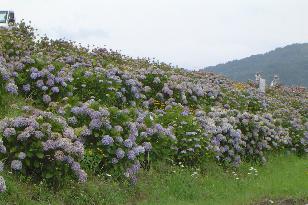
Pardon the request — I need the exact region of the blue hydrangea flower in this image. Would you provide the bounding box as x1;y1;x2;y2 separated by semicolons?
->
51;86;59;93
89;119;102;130
116;148;125;159
0;144;6;154
43;94;51;104
77;169;87;183
142;142;152;151
18;152;26;160
22;84;31;92
6;83;18;94
127;150;136;160
11;160;22;171
123;139;133;148
36;80;44;88
101;135;114;146
3;128;16;138
115;136;123;143
111;158;118;164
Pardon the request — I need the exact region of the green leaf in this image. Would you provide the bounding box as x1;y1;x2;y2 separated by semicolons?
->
34;161;40;168
36;152;44;159
24;159;30;167
27;152;33;157
45;172;53;179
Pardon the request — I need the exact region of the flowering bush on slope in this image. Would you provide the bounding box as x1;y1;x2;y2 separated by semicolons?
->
0;106;86;187
196;108;292;166
0;23;307;192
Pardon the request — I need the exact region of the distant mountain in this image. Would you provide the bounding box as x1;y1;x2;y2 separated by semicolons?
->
203;43;308;87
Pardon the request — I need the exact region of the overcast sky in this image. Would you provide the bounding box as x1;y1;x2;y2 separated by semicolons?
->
2;0;308;70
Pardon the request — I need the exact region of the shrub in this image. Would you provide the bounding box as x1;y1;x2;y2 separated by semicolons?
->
0;107;86;187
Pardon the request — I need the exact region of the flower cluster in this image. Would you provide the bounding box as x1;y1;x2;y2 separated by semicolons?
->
0;107;86;186
196;108;292;165
67;100;168;181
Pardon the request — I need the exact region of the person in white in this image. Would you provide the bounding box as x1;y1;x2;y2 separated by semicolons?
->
270;74;279;87
255;72;261;83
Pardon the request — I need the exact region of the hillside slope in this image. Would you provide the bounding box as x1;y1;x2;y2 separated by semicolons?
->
0;24;307;204
204;43;308;87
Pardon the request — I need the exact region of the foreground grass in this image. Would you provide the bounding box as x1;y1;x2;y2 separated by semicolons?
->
0;153;307;205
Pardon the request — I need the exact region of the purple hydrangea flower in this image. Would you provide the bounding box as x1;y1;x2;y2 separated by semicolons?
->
41;86;48;91
116;148;125;159
51;86;59;93
115;136;123;143
22;84;31;92
36;80;44;88
101;135;114;146
18;152;26;160
114;125;123;132
71;162;81;171
77;169;87;183
142;142;152;151
11;160;22;170
89;119;102;130
47;65;55;72
80;128;92;137
54;77;62;83
63;155;74;165
30;72;39;80
46;78;55;87
111;158;118;164
127;150;136;160
181;110;189;116
68;116;78;125
34;131;44;139
123;139;133;148
133;146;145;155
3;128;16;138
42;140;55;151
0;144;6;154
6;83;18;94
43;94;51;104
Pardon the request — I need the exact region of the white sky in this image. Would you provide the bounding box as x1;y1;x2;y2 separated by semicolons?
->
2;0;308;70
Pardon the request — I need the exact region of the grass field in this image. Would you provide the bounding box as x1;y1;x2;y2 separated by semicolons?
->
0;153;307;205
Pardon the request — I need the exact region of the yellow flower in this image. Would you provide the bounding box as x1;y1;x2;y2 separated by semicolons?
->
234;83;246;91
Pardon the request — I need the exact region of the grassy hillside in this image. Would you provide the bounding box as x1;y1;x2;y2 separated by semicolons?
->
205;43;308;87
0;23;307;204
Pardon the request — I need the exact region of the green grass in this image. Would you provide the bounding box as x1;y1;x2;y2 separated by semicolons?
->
0;88;32;119
0;153;307;205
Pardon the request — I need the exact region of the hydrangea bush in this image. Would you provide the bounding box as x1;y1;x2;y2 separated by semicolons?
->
0;107;86;187
0;23;306;192
66;99;173;182
156;105;207;166
196;108;292;165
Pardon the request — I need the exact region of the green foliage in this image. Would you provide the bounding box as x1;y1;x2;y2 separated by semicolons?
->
156;106;208;166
